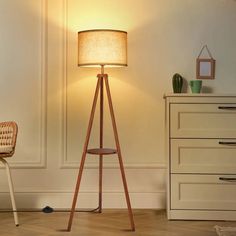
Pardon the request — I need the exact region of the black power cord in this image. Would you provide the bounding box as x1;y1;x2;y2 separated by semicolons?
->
0;206;100;213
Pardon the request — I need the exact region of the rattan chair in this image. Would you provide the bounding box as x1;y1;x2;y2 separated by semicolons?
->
0;122;19;226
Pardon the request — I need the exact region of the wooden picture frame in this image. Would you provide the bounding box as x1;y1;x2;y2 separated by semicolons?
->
196;58;215;80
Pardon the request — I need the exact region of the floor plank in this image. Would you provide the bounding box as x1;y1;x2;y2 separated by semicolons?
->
0;210;235;235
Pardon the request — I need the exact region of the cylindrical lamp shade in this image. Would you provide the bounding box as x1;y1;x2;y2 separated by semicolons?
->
78;29;127;67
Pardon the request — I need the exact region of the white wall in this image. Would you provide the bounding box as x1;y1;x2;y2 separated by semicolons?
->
0;0;236;209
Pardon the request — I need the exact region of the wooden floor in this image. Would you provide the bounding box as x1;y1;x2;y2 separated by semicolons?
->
0;209;235;236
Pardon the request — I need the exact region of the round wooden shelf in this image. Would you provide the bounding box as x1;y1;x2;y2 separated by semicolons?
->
87;148;117;155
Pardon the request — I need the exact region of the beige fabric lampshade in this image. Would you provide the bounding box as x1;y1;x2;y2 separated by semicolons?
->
78;29;127;67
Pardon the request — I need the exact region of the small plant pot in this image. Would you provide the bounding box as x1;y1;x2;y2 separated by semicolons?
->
172;73;183;93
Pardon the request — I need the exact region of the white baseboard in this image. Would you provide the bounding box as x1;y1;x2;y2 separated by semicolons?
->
0;191;166;209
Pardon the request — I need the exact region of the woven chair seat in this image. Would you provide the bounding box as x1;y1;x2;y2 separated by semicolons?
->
0;145;13;154
0;122;17;158
0;121;19;226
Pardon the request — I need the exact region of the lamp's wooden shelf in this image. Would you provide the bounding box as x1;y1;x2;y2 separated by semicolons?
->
87;148;117;155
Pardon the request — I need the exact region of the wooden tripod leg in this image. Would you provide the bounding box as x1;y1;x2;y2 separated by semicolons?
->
67;77;101;232
98;153;103;213
98;76;103;213
104;76;135;231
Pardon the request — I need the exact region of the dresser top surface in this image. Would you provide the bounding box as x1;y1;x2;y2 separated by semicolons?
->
164;93;236;98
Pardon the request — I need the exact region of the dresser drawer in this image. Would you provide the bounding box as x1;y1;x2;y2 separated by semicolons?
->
171;139;236;174
170;104;236;138
171;174;236;210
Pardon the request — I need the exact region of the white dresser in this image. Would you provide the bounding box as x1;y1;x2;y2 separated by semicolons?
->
165;94;236;220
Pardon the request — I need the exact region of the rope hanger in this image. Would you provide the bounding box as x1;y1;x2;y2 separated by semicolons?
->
197;45;214;59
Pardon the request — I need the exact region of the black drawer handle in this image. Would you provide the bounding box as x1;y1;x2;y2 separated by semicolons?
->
219;141;236;145
218;106;236;110
219;177;236;181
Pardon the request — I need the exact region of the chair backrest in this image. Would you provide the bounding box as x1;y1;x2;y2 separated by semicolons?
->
0;122;18;156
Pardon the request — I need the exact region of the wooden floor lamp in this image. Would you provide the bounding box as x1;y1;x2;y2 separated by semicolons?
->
67;29;135;232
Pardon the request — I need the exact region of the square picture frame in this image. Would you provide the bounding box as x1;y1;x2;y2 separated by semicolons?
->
196;58;215;80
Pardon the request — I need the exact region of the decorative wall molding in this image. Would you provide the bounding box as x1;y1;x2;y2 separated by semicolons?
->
8;0;47;169
60;161;167;169
60;0;69;169
0;190;166;209
60;0;164;170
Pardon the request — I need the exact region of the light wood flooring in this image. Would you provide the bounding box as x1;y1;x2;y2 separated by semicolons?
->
0;209;235;236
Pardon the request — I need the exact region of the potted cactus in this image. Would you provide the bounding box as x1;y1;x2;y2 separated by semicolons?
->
172;73;183;93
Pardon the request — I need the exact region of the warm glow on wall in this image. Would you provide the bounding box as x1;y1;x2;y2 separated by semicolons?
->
66;1;132;32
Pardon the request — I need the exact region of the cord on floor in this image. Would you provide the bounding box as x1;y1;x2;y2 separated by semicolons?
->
0;206;100;213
